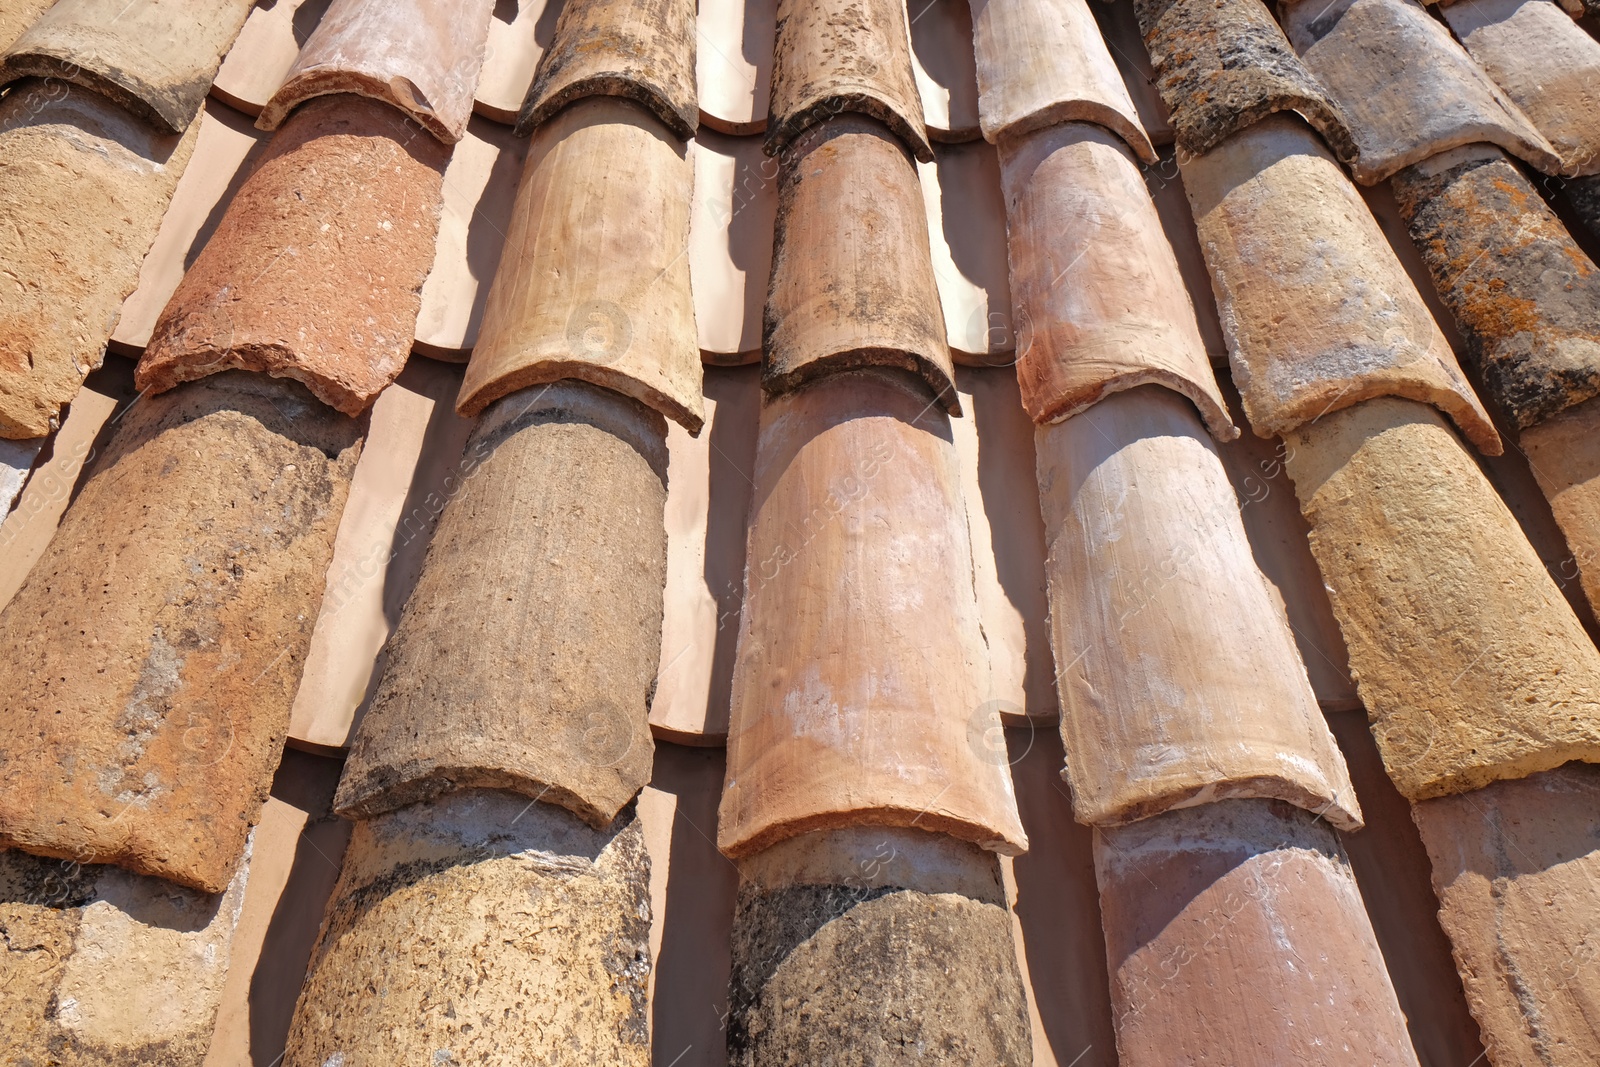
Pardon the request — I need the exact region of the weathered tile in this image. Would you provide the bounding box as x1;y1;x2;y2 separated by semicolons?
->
0;0;252;132
0;844;250;1066
209;0;328;117
475;0;551;124
0;81;196;439
284;791;651;1067
1392;145;1600;432
139;95;448;416
1092;0;1173;147
697;0;774;134
970;0;1153;160
1522;397;1600;619
1038;387;1361;829
1002;121;1234;436
1442;0;1600;177
0;0;52;53
1284;397;1600;800
0;373;362;893
1132;0;1357;165
1282;0;1562;183
728;828;1032;1066
764;116;956;412
520;0;697;139
459;97;704;432
920;140;1015;365
336;382;667;826
718;370;1029;858
908;0;980;142
691;130;777;363
1412;763;1600;1067
1096;799;1420;1066
259;0;496;144
766;0;932;161
1181;115;1500;455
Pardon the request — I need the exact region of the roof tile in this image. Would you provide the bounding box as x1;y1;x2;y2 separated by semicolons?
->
697;0;774;134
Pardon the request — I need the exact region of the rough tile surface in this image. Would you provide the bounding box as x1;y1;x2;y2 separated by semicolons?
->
1412;763;1600;1067
728;828;1033;1066
258;0;496;144
0;374;363;892
1132;0;1357;165
1001;122;1234;436
1392;145;1600;431
336;383;667;827
460;97;704;432
1038;388;1361;829
0;846;250;1066
1441;0;1600;176
521;0;698;139
209;0;328;117
1097;799;1420;1066
1523;397;1600;617
0;0;252;132
0;0;52;52
139;94;448;416
1283;0;1562;183
970;0;1153;160
0;81;196;439
766;0;932;161
285;791;652;1067
764;117;956;413
718;370;1028;858
1567;173;1600;246
1285;397;1600;800
1181;115;1500;455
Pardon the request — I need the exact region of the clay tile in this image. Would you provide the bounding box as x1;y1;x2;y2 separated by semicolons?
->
1284;397;1600;801
1411;763;1600;1067
258;0;497;145
0;80;197;441
210;0;330;117
970;0;1155;162
0;0;252;133
1440;0;1600;177
334;382;667;827
1522;397;1600;616
717;369;1029;860
0;0;52;54
698;0;775;134
139;94;450;416
908;0;981;143
1392;145;1600;432
1038;387;1362;829
1282;0;1563;184
765;0;933;163
763;116;957;414
285;792;653;1065
921;141;1015;366
1000;121;1235;437
475;0;551;125
1096;799;1419;1065
0;849;251;1063
691;130;777;362
0;372;363;893
459;97;705;433
1180;114;1501;455
1132;0;1358;166
519;0;698;140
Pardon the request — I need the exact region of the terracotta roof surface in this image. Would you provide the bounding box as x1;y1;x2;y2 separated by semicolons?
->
2;0;1600;1063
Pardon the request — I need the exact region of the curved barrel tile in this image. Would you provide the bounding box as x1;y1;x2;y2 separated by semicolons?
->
969;0;1154;161
1285;397;1600;800
1038;388;1361;830
1392;145;1600;432
459;97;703;432
765;0;932;162
0;81;196;440
519;0;697;140
764;116;956;413
1001;121;1234;436
718;370;1029;859
258;0;497;144
211;0;330;117
1283;0;1562;183
1133;0;1357;165
474;0;552;124
1180;115;1500;454
0;373;363;893
1441;0;1600;177
697;0;774;134
1522;398;1600;618
0;0;52;53
0;0;252;132
139;95;449;415
335;383;667;827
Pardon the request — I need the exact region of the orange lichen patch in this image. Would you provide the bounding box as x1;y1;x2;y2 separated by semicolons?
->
1392;145;1600;430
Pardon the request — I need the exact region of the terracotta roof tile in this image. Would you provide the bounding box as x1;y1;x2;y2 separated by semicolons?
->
922;139;1014;363
691;129;776;362
475;0;551;124
209;0;328;117
697;0;774;134
1522;396;1600;619
908;0;981;142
